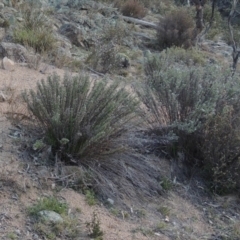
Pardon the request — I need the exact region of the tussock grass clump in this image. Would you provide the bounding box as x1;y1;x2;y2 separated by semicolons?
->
121;0;147;19
13;2;55;53
140;51;240;194
157;9;195;49
23;74;138;162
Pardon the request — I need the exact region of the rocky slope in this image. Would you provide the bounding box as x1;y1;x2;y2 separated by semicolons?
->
0;1;239;240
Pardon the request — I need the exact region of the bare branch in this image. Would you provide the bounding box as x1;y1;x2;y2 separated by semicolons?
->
228;0;240;75
199;0;217;39
121;15;159;29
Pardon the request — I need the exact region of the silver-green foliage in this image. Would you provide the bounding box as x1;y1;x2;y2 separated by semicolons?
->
142;52;227;130
23;74;137;160
141;51;240;194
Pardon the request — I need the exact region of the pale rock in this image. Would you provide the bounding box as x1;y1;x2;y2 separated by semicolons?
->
0;91;6;102
2;56;14;71
38;210;63;223
0;42;41;69
107;198;114;205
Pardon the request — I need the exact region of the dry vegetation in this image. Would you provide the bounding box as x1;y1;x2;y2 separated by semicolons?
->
1;0;240;239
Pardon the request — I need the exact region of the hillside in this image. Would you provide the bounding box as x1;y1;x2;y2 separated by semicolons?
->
0;0;239;239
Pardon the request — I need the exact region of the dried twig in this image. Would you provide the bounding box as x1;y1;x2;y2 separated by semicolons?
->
198;0;217;40
121;15;159;29
228;0;240;75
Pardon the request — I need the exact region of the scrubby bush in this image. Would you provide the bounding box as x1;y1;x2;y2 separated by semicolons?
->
202;3;224;40
86;22;129;73
13;2;55;53
157;9;195;49
0;18;10;28
140;51;240;194
23;74;138;162
115;0;176;14
121;0;147;19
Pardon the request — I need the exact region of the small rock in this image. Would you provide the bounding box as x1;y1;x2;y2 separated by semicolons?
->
38;210;63;223
107;198;114;205
16;17;24;22
15;229;21;235
0;91;6;102
2;56;15;71
164;216;169;222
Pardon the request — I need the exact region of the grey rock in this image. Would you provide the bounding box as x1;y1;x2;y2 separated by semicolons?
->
38;210;63;223
0;42;41;69
107;198;114;205
2;56;14;71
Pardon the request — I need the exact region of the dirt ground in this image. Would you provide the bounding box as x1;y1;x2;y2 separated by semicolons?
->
0;63;239;240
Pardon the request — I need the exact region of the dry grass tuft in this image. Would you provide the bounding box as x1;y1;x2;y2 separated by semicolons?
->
157;9;195;49
121;0;147;19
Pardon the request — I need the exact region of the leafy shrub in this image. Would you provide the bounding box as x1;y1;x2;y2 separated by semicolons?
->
13;2;55;53
28;197;67;216
86;211;103;239
121;0;147;19
202;108;240;194
203;3;224;40
23;74;138;162
156;9;195;49
140;51;240;194
85;190;97;206
28;197;80;239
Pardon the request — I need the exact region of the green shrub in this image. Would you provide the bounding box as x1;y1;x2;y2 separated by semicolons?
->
28;197;80;239
140;51;240;194
156;9;195;49
203;3;224;40
28;197;67;216
13;2;55;53
85;190;97;206
201;96;240;193
23;74;138;162
86;211;103;239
